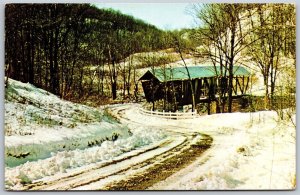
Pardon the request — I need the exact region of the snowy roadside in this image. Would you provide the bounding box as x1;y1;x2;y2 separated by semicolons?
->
5;127;166;190
4;79;168;190
122;104;296;190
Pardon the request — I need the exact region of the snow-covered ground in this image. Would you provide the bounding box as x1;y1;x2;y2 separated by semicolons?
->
122;104;296;190
4;79;167;190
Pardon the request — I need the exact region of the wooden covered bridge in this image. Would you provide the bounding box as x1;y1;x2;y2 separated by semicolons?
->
139;65;251;112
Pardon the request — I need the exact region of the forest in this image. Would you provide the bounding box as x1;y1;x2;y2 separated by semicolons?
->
5;4;173;100
5;3;296;113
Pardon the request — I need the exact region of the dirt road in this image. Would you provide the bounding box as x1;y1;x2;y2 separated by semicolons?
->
22;104;212;190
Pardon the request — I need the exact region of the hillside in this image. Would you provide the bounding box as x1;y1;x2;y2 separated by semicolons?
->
5;4;170;101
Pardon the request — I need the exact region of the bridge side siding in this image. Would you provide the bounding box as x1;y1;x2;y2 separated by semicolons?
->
141;75;249;107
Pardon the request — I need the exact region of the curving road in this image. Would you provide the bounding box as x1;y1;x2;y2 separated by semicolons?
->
22;104;212;190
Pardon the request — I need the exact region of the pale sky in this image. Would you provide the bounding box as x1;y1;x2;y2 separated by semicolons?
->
95;3;197;30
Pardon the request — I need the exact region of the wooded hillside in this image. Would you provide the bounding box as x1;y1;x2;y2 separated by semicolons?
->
5;4;172;101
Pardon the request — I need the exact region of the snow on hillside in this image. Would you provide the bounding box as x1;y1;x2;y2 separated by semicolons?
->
5;78;130;166
5;78;125;143
4;79;167;190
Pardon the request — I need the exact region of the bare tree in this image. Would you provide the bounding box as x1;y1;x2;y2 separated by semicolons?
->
192;4;259;112
173;36;196;112
245;4;296;109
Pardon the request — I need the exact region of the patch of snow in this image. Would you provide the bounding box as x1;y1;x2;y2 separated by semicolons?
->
5;127;167;190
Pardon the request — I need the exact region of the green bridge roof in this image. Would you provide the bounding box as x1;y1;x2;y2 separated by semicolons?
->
140;65;251;82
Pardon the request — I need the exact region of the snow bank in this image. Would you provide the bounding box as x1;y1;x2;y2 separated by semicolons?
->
175;119;296;190
5;78;109;137
5;79;132;168
5;122;129;167
5;127;166;190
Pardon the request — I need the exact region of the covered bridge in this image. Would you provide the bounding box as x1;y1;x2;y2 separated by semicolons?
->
139;65;251;107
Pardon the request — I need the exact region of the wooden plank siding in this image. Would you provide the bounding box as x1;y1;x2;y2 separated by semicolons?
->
139;66;251;107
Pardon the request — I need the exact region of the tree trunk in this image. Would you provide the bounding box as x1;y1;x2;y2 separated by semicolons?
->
127;58;132;96
228;64;233;113
207;101;211;115
53;27;60;96
175;38;196;112
28;25;35;85
264;74;269;109
111;59;117;100
112;81;117;100
133;67;138;101
49;29;55;94
228;13;237;113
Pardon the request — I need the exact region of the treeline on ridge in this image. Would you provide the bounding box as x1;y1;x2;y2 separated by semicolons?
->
5;4;172;101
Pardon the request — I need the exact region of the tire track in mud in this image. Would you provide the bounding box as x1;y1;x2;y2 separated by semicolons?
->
23;139;174;190
96;105;213;190
103;134;212;190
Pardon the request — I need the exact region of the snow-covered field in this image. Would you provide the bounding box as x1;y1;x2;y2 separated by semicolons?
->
122;104;296;190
